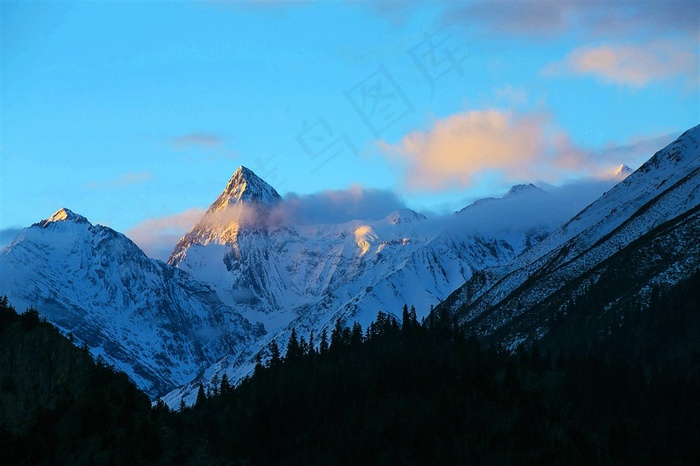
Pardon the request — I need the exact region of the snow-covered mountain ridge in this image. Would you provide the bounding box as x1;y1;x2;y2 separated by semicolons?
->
160;164;623;405
169;166;282;265
439;124;700;349
0;209;261;398
1;142;643;406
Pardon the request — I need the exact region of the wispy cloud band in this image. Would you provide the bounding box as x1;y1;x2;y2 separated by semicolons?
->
543;41;699;89
170;133;223;149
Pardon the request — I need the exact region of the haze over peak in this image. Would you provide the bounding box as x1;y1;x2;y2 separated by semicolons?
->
503;183;546;198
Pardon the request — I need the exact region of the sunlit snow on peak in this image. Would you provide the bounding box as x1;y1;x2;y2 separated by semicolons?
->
37;208;89;227
354;225;379;256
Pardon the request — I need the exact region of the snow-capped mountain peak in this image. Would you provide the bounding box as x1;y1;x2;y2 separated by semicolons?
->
38;208;88;227
169;166;284;265
386;209;427;225
613;164;633;178
503;183;545;198
208;166;281;213
603;163;634;181
458;183;549;214
0;209;259;399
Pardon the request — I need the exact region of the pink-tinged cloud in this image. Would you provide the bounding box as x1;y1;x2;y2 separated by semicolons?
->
544;42;699;88
380;110;552;190
549;130;679;179
126;208;205;260
380;109;678;191
85;171;152;190
170;133;222;149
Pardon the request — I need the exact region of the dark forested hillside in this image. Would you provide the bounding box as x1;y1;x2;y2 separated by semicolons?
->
512;265;700;377
179;307;699;465
2;298;699;465
0;298;170;464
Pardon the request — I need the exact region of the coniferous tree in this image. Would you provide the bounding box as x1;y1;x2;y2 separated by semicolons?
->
287;328;300;361
350;322;363;347
220;373;231;395
269;340;281;367
330;318;344;349
299;336;308;357
3;296;700;465
196;382;207;406
319;328;329;354
409;305;417;324
308;331;316;357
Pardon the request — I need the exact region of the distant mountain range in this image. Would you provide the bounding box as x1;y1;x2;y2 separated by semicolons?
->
2;124;697;406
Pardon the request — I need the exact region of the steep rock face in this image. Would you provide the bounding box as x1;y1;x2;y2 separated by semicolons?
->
440;125;700;350
0;210;260;399
169;166;281;265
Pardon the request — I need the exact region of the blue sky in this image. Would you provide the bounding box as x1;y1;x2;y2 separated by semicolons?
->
2;1;698;247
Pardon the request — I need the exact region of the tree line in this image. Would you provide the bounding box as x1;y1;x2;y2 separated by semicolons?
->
2;288;699;464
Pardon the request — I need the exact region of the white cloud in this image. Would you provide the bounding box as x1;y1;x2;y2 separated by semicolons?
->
125;186;408;259
379;108;677;191
279;186;407;225
544;41;699;89
379;109;552;190
126;208;205;261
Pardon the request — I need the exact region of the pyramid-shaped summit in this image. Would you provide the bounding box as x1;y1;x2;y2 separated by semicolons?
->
207;166;282;214
613;164;633;178
168;166;282;265
36;208;89;228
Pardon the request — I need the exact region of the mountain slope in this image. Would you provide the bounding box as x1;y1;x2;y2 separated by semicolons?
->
162;166;618;405
0;209;261;398
440;125;700;351
169;165;282;265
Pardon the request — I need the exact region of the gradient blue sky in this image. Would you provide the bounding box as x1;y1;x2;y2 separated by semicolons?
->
2;1;698;241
